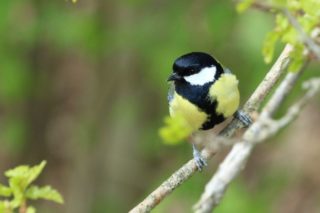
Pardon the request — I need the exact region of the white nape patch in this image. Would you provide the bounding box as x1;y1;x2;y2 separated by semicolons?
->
184;66;216;86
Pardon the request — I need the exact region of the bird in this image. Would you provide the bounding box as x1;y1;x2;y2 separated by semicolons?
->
167;52;251;170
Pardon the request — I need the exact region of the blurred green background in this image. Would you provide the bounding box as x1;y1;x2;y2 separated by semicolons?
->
0;0;319;212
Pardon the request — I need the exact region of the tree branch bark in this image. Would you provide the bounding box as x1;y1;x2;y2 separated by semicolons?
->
129;44;293;213
283;9;320;60
193;71;320;213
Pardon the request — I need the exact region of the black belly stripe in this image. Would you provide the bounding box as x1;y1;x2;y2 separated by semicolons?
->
201;113;225;130
175;81;225;130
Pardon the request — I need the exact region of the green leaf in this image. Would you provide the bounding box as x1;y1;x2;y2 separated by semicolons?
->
5;161;47;187
275;14;289;31
0;201;12;213
159;115;193;145
270;0;287;7
26;206;36;213
236;0;254;13
298;15;318;34
26;161;47;186
287;0;301;11
8;178;25;208
262;31;280;63
0;201;5;212
262;13;294;64
4;161;47;208
0;184;12;197
5;165;29;178
0;200;12;212
281;27;298;44
301;0;320;18
288;44;305;72
25;185;64;204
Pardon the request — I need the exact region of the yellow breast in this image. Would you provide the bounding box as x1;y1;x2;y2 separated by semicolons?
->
169;92;208;131
208;73;240;117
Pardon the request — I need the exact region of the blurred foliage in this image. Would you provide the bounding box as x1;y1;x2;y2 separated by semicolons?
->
0;161;63;213
239;0;320;72
0;0;319;212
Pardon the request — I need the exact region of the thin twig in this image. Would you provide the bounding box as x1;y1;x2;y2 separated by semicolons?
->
283;9;320;60
233;0;276;13
129;44;293;213
216;44;292;138
254;78;320;141
19;201;27;213
239;1;320;59
193;71;320;213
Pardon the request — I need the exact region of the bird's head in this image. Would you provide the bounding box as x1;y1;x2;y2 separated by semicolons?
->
168;52;223;86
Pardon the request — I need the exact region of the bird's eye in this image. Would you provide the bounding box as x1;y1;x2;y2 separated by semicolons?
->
189;69;196;74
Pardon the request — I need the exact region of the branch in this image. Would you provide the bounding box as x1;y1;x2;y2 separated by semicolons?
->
217;44;292;139
283;9;320;60
193;75;320;213
255;77;320;141
238;1;320;59
129;44;293;213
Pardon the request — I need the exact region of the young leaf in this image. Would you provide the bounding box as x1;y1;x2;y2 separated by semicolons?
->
262;31;280;63
288;58;303;72
0;200;12;212
0;201;5;212
26;161;47;186
5;161;47;187
26;206;36;213
287;0;301;11
25;185;64;204
5;161;47;208
8;178;25;208
288;45;305;72
271;0;287;7
236;0;254;13
5;165;29;178
301;0;320;18
0;184;12;197
275;14;289;31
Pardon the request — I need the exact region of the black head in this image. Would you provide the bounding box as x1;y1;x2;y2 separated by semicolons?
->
168;52;223;82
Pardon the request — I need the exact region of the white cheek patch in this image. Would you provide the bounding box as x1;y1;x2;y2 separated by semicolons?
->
184;66;217;86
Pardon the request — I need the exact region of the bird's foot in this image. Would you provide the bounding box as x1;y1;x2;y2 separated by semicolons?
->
192;144;207;171
235;110;252;127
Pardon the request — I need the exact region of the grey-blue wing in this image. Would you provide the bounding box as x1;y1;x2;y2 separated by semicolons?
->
223;67;232;74
167;84;175;104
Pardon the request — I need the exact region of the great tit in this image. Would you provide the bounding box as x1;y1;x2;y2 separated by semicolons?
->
167;52;251;170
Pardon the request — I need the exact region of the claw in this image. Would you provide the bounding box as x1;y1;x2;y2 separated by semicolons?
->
235;110;252;127
192;144;207;171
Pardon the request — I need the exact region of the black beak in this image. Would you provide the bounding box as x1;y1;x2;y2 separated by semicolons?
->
167;73;181;81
